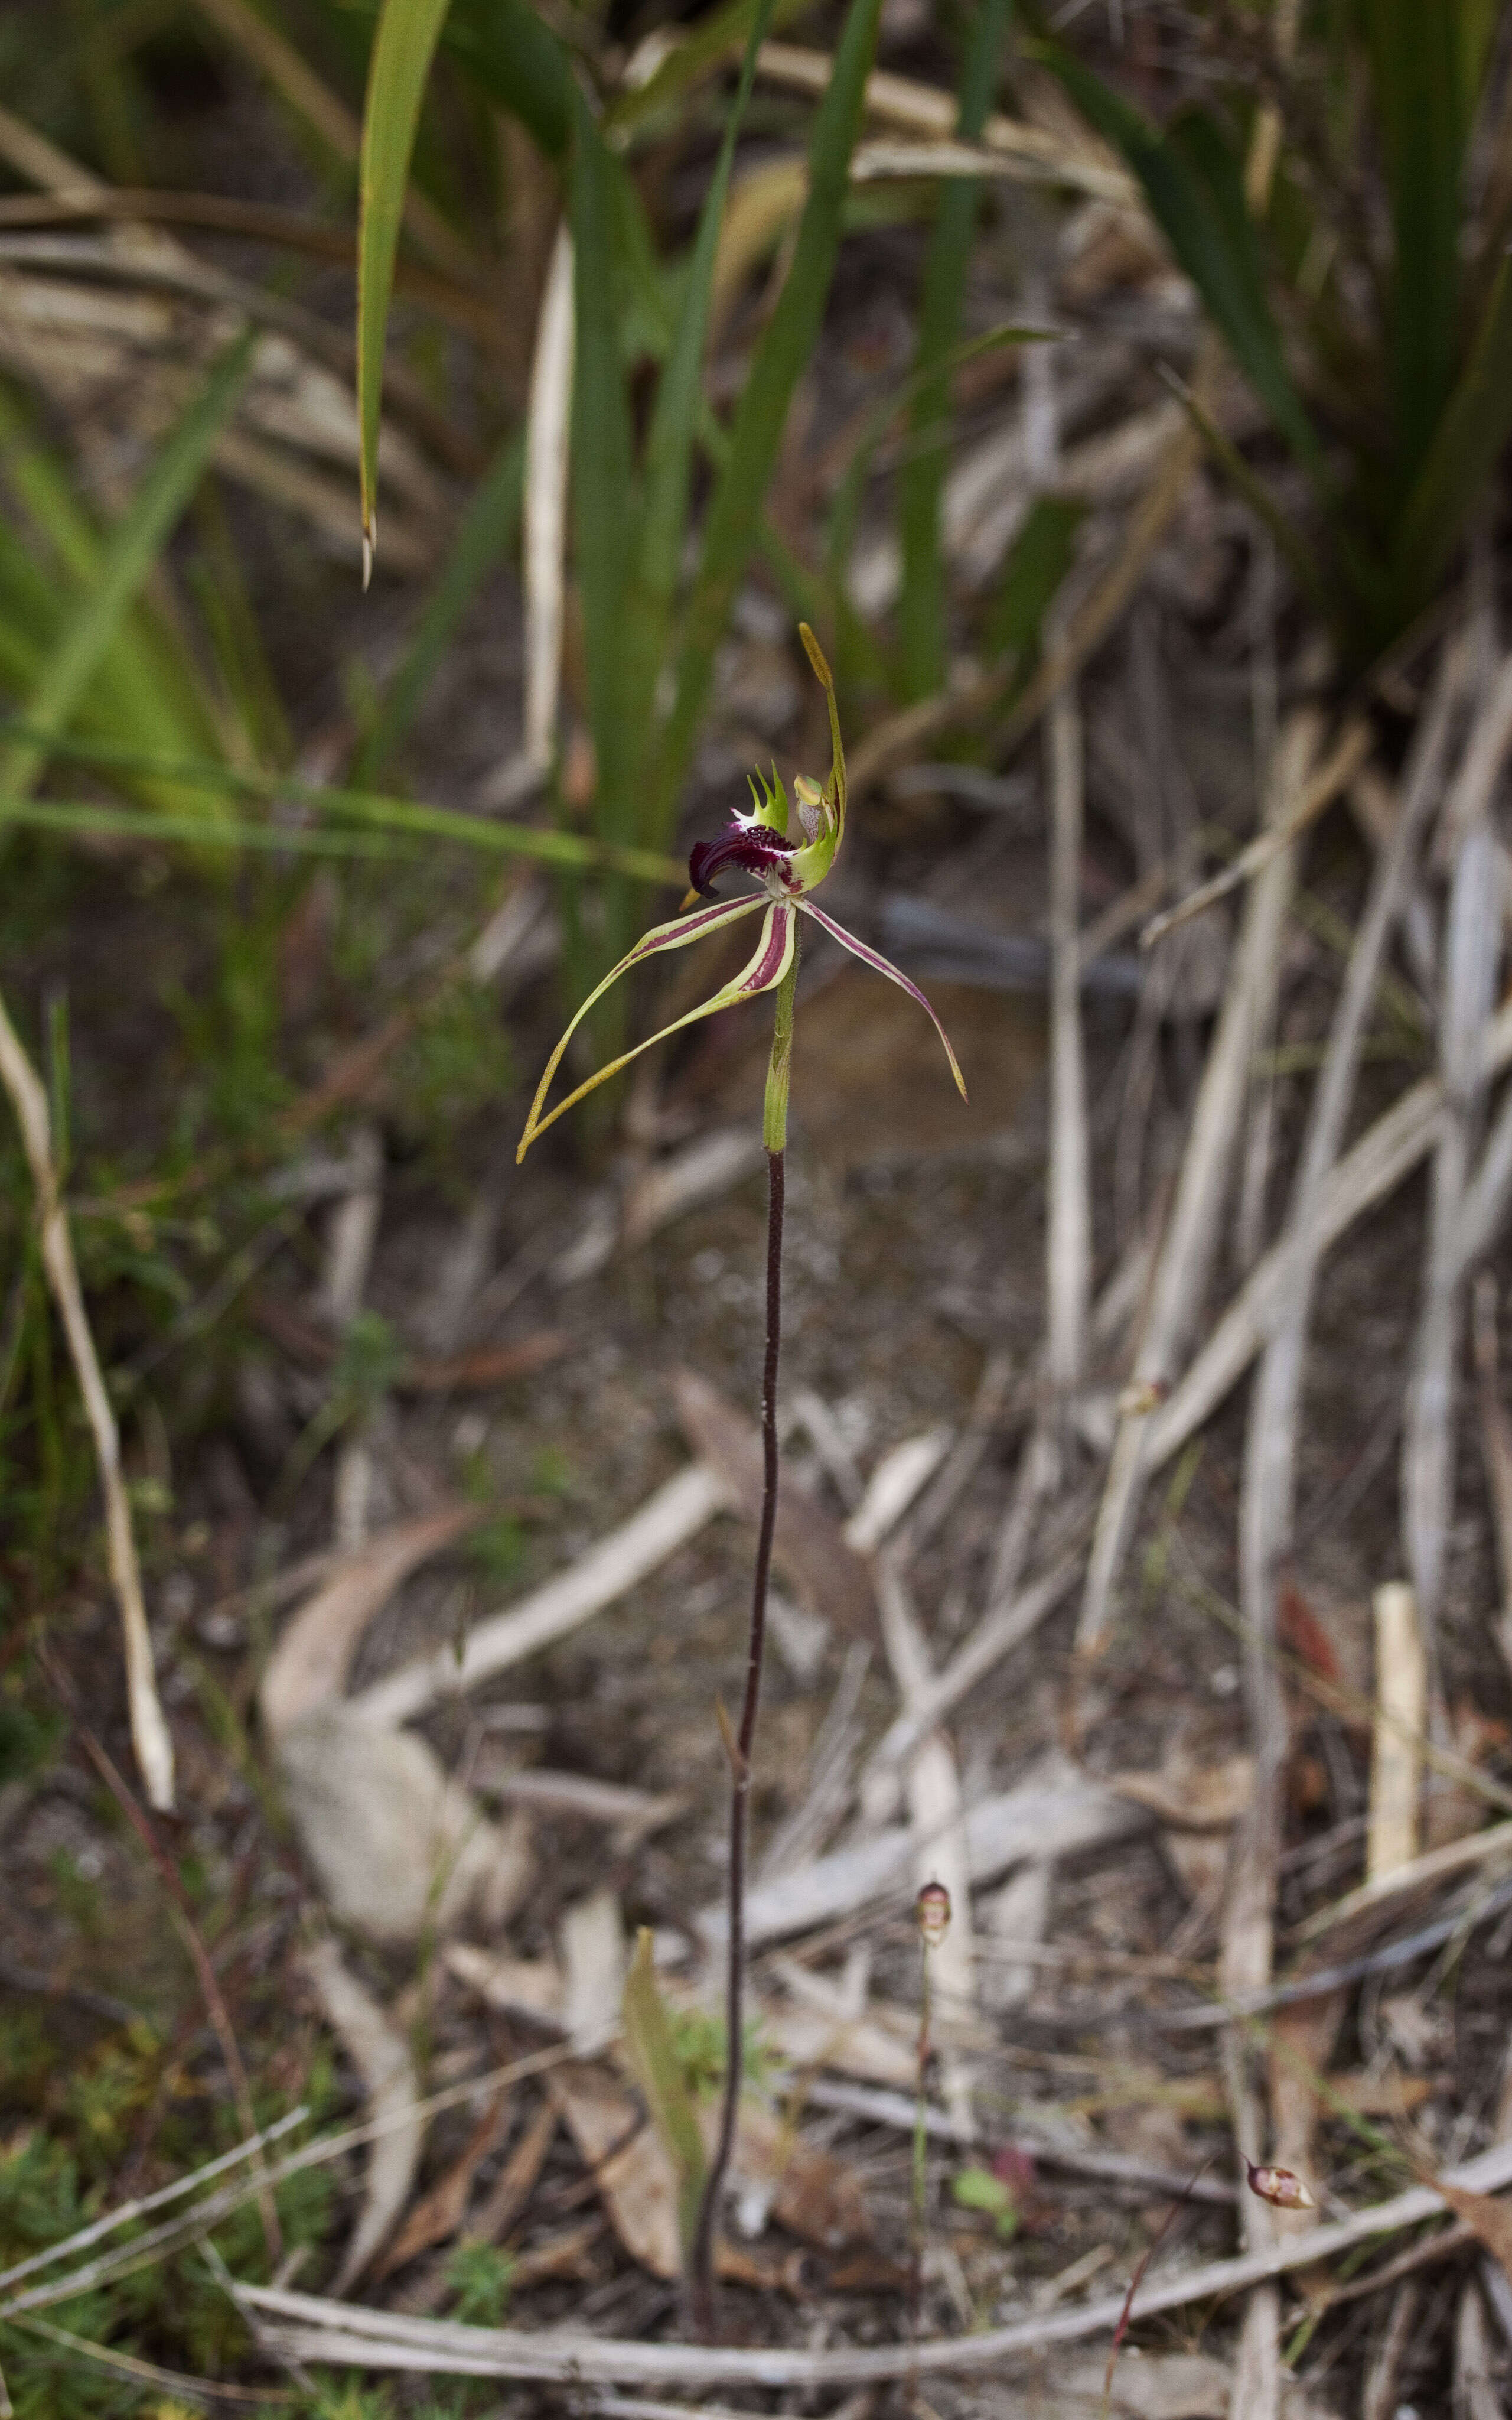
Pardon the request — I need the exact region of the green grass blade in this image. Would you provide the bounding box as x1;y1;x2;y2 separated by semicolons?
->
655;0;887;832
983;492;1086;667
621;1930;707;2269
356;0;456;579
0;723;685;882
0;330;253;804
636;0;779;624
568;87;642;984
442;0;572;160
0;797;416;857
1361;0;1467;492
606;0;811;138
354;428;523;784
1389;251;1512;630
1156;367;1332;623
897;0;1014;700
0;385;230;769
1038;48;1326;487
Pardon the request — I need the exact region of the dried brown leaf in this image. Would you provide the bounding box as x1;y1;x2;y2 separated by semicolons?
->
374;2091;510;2278
303;1937;422;2291
1436;2182;1512;2286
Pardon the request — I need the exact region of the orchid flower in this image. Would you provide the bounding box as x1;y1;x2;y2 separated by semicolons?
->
516;624;966;1162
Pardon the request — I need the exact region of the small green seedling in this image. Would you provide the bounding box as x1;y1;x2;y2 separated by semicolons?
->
951;2165;1021;2242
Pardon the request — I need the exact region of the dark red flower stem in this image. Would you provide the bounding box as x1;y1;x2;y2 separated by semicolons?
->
689;1143;784;2333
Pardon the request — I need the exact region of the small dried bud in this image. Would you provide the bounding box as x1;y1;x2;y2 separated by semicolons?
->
916;1879;951;1947
1245;2161;1315;2211
1116;1377;1169;1417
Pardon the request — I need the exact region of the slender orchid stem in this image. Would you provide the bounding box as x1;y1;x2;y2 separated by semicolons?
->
690;949;797;2334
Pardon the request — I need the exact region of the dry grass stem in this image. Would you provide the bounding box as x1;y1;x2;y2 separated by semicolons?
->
1077;707;1321;1659
523;223;574;773
1403;653;1512;1693
1142;994;1512;1484
1471;1275;1512;1674
0;987;174;1810
1367;1583;1427;1881
1047;673;1091;1409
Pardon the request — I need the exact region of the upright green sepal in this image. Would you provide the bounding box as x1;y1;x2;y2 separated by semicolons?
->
621;1929;708;2273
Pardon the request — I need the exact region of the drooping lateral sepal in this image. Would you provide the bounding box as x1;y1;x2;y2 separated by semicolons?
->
797;899;968;1100
517;898;796;1160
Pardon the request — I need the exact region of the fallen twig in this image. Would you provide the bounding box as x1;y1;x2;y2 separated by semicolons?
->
1078;705;1322;1658
1139;719;1372;948
348;1463;726;1726
1140;996;1512;1485
227;2133;1512;2385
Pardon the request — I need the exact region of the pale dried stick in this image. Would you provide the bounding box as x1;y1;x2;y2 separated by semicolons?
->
1361;2281;1420;2420
1403;653;1512;1700
1470;1275;1512;1680
1047;670;1091;1423
1076;707;1322;1661
0;988;174;1810
1237;640;1459;1898
1223;658;1452;2420
1231;693;1328;1287
862;1547;1083;1789
522;224;574;776
1140;720;1371;949
987;327;1086;1599
1368;1583;1426;1881
751;42;1137;206
322;1123;383;1557
229;2129;1512;2387
845;398;1206;802
1143;994;1512;1474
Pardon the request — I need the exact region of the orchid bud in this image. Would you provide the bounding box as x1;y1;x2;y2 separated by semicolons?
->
916;1879;951;1947
1245;2161;1315;2210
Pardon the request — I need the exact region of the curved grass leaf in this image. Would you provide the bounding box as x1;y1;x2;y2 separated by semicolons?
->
356;0;457;580
605;0;810;138
897;0;1014;700
0;724;685;883
442;0;572;160
983;491;1086;669
0;329;253;806
1037;47;1325;488
0;797;417;858
654;0;888;832
621;1930;706;2272
1363;0;1468;490
637;0;780;629
1390;251;1512;632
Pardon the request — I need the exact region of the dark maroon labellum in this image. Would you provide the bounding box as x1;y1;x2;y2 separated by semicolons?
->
688;822;797;899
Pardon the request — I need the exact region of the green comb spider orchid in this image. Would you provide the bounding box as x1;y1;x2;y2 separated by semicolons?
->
515;626;964;2336
515;624;965;1167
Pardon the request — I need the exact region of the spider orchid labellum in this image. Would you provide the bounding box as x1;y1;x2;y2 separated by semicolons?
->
515;624;966;1164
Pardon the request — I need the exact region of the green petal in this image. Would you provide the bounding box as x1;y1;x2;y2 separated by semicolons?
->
517;899;793;1159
